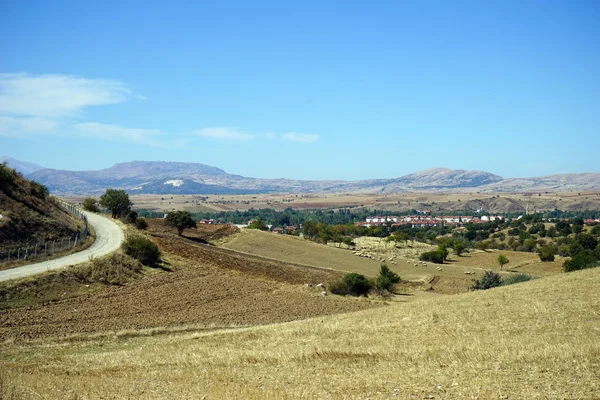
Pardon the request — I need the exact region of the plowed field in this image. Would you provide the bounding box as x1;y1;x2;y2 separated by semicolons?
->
0;221;378;341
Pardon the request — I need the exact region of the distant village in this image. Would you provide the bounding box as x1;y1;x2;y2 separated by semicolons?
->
355;214;505;228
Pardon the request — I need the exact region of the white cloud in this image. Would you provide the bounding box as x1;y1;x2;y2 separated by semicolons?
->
0;73;131;118
0;116;59;137
194;128;319;144
0;73;175;147
195;127;255;141
281;132;319;143
72;122;165;147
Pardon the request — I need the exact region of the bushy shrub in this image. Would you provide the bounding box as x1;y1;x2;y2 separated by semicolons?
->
135;218;148;230
29;181;49;199
472;270;502;290
537;245;556;262
501;273;532;286
0;163;17;187
124;210;138;224
591;225;600;235
121;234;161;267
564;250;599;272
558;244;571;257
420;245;448;264
248;219;268;231
375;264;400;293
330;273;373;296
82;197;99;212
82;253;142;285
342;237;356;246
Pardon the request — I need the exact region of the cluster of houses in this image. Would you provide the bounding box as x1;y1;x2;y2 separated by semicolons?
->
272;226;299;234
356;215;505;228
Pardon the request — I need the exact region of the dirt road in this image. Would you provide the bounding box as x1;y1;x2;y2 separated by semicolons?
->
0;212;124;282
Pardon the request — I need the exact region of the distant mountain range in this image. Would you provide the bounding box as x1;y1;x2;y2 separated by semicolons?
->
2;156;599;195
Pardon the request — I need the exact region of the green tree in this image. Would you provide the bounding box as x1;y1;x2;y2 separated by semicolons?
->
537;245;556;262
453;241;466;256
248;219;268;231
100;189;132;218
301;220;319;239
496;254;509;270
375;264;401;293
82;197;99;212
165;211;197;235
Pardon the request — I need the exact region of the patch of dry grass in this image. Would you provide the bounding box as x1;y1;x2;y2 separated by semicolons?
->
447;249;565;276
224;230;485;285
2;268;599;398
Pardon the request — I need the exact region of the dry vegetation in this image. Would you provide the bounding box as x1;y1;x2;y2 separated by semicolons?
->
1;267;598;399
0;166;85;256
0;220;379;341
61;190;600;213
222;230;556;294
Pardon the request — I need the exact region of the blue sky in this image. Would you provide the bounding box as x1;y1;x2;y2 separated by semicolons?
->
1;0;598;180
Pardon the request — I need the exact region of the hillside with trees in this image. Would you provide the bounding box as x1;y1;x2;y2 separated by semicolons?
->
0;163;84;253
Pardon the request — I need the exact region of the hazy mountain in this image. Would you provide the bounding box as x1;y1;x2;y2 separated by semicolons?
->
13;158;600;194
0;156;45;175
478;173;600;192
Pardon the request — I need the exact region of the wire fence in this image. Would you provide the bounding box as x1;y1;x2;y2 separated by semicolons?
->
0;200;90;265
0;235;85;264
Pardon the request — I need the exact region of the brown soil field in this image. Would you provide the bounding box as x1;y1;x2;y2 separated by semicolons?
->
0;221;380;341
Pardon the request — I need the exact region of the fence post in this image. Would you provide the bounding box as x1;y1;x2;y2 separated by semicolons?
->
45;242;48;256
74;234;79;247
35;243;38;257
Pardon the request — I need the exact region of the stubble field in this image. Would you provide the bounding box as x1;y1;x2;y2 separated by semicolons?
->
1;266;598;399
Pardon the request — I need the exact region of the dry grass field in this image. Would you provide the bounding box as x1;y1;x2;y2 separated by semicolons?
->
447;250;566;277
62;190;600;213
222;230;561;294
1;267;598;399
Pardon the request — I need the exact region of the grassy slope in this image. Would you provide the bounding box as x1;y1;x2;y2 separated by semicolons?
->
222;229;383;274
1;267;599;399
0;165;82;252
222;230;550;294
447;249;565;276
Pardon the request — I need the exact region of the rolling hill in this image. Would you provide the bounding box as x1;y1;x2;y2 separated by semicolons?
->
1;263;598;398
5;156;600;194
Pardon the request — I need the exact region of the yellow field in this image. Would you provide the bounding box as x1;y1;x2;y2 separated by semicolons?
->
2;267;598;399
447;249;566;276
223;230;478;281
221;231;563;299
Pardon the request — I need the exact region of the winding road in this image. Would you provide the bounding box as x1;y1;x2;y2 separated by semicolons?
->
0;212;124;282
